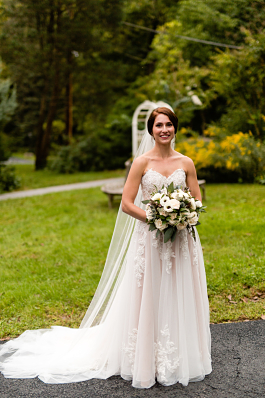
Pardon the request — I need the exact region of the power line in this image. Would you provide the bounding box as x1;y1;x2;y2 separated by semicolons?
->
122;21;243;50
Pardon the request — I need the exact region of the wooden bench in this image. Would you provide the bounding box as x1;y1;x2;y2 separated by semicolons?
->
101;180;125;209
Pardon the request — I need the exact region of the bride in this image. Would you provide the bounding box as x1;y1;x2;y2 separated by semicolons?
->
0;107;212;389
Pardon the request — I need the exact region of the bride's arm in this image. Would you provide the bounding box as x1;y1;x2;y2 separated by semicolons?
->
121;157;147;222
183;157;202;202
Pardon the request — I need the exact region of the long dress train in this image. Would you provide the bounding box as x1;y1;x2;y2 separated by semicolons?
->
0;168;211;388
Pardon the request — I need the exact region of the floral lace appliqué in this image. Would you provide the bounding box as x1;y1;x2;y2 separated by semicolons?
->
179;229;189;260
152;232;175;274
155;325;180;383
193;235;199;268
164;240;175;274
151;230;163;257
134;221;147;287
123;328;138;373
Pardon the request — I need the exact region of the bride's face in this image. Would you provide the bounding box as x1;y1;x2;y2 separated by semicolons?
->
152;114;175;144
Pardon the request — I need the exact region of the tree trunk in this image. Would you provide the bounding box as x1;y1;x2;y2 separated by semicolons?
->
35;93;47;170
35;5;62;170
35;68;60;170
66;71;73;144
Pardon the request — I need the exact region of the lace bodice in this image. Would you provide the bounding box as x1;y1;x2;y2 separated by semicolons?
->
141;169;186;200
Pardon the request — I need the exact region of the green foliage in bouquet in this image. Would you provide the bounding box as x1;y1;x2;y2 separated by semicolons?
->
143;182;206;243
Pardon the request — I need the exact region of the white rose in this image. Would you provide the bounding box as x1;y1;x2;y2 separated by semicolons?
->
160;188;167;195
190;198;196;210
169;199;180;210
187;211;197;218
195;200;202;208
158;208;169;217
177;221;188;230
160;196;170;206
171;189;184;200
183;192;190;199
155;219;167;231
146;210;154;221
169;213;178;226
151;193;162;201
189;214;199;226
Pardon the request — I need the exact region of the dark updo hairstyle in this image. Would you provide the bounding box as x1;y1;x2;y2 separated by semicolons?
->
147;107;178;136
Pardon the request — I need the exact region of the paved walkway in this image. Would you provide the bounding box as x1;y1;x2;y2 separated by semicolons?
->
0;178;124;201
3;156;34;165
1;320;264;397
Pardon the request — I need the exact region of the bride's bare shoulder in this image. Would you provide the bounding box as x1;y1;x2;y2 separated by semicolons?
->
133;152;152;167
176;153;196;172
130;154;150;175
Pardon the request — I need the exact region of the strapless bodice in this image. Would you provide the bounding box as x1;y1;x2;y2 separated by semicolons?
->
141;168;186;200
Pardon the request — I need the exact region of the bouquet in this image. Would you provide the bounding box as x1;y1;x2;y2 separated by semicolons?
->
142;182;206;243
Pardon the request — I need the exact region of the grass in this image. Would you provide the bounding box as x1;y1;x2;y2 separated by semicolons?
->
200;184;265;323
0;183;265;338
13;164;124;190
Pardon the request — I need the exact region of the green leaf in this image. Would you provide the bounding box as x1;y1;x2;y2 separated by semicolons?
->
164;227;174;243
167;182;174;193
156;229;161;239
142;200;150;204
171;228;177;242
191;226;196;242
149;223;156;232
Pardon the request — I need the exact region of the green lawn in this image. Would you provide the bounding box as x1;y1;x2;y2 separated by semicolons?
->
0;183;265;338
13;164;124;190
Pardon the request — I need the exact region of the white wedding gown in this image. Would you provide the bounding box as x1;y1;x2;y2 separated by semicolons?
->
0;168;212;388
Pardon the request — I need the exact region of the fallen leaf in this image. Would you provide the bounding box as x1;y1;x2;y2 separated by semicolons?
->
229;300;237;304
227;294;232;301
261;315;265;320
241;297;248;303
256;292;262;296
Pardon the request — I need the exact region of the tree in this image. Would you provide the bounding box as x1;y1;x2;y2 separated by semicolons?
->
209;31;265;139
0;0;123;169
119;0;265;134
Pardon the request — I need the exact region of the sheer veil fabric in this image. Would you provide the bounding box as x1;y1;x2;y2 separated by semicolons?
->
0;131;212;388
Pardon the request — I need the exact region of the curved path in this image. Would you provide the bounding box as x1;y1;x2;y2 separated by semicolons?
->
0;178;124;201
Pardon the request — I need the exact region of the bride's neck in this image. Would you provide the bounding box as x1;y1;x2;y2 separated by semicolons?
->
153;142;174;159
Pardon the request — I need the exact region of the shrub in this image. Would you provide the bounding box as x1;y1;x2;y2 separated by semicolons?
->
50;112;132;173
0;164;21;192
176;129;265;183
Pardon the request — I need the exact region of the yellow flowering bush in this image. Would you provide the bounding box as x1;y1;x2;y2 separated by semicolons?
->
176;131;265;182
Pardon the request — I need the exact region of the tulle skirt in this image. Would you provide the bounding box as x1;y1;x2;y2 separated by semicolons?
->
0;222;211;388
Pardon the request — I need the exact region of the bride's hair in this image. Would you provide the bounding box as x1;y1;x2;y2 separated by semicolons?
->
147;107;178;135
